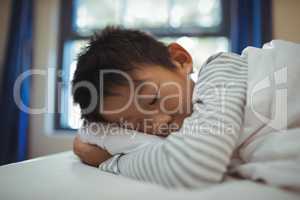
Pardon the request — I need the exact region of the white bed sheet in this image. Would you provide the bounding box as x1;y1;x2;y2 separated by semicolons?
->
0;151;298;200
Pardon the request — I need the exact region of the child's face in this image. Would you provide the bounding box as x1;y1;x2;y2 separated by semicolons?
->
101;43;194;136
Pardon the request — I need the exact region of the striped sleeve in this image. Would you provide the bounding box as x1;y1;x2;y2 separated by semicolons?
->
99;52;248;189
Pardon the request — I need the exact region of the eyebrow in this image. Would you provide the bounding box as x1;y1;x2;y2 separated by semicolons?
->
107;79;158;98
105;80;146;96
134;79;160;96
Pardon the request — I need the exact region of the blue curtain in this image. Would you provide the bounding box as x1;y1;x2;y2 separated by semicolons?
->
230;0;272;54
0;0;33;165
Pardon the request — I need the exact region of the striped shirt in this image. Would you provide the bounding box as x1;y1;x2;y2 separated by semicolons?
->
99;52;248;189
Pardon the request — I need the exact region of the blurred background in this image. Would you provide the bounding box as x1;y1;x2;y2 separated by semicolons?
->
0;0;299;165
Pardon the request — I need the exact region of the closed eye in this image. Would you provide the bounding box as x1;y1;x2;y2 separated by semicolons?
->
149;88;159;105
143;82;160;106
149;96;158;105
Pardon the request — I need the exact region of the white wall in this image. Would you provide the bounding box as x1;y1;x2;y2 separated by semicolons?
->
272;0;300;42
0;0;12;89
0;0;73;159
29;0;74;158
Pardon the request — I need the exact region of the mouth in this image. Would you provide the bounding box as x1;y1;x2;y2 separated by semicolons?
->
152;118;185;137
130;120;181;137
117;112;190;137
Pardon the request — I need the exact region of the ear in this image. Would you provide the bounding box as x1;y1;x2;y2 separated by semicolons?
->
167;43;193;75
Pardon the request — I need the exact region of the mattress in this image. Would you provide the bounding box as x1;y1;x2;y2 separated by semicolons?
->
0;151;298;200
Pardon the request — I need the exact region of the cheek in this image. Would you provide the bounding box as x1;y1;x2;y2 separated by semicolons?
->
159;88;182;112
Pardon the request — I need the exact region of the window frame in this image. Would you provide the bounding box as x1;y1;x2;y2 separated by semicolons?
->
55;0;231;130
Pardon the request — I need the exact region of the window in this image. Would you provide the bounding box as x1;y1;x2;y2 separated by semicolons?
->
57;0;230;130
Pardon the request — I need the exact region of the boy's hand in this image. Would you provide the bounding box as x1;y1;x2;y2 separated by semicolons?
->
73;135;112;167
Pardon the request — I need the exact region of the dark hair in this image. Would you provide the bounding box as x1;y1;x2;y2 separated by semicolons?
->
72;26;175;122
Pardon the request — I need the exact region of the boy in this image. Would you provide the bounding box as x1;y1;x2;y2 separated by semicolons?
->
72;27;300;189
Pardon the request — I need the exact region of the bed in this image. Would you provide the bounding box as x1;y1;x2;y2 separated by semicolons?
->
0;151;298;200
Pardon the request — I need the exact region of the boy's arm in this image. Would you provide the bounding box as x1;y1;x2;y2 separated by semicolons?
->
73;136;111;166
99;53;248;188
